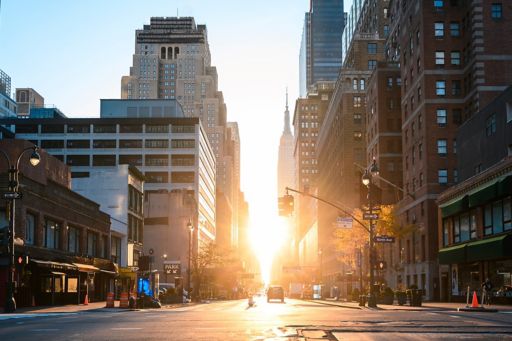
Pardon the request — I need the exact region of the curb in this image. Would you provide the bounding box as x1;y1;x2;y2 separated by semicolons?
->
304;299;362;310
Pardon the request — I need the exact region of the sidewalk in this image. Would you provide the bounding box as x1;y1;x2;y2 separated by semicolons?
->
309;298;512;312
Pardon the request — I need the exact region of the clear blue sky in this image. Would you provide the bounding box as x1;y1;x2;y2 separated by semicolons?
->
0;0;352;231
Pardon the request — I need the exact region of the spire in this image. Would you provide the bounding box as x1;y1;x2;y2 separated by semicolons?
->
284;87;291;134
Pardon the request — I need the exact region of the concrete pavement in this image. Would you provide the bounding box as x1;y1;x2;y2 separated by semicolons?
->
308;298;512;312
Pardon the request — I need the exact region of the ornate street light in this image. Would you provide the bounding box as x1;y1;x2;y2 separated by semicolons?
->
362;158;379;308
0;146;41;313
187;220;194;298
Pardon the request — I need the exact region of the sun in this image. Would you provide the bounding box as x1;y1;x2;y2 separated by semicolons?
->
248;214;290;286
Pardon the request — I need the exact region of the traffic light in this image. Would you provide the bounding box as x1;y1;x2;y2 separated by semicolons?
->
278;195;294;216
375;261;387;270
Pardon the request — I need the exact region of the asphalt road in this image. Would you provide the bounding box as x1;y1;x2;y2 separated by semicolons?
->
1;297;512;340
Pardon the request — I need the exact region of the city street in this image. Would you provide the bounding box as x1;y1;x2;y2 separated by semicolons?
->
1;298;512;340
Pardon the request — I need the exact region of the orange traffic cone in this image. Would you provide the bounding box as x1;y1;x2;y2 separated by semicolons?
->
84;293;89;305
471;291;479;308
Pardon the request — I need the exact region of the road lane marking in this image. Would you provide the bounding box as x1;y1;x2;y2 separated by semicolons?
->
449;315;461;318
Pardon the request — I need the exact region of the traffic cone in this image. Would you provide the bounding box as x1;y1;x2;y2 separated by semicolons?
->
84;293;89;305
471;291;479;308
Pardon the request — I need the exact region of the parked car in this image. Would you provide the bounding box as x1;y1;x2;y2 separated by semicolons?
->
267;285;284;303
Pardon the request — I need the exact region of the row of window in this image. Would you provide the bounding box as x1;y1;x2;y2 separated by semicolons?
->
434;1;503;20
40;139;196;150
25;214;107;258
442;196;512;246
17;124;195;134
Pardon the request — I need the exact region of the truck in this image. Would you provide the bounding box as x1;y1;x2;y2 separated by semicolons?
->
288;283;303;298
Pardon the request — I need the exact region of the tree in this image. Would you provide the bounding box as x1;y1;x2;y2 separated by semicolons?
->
332;204;416;266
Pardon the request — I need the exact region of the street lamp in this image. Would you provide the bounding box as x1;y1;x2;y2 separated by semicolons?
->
0;146;40;313
361;158;379;308
187;220;194;298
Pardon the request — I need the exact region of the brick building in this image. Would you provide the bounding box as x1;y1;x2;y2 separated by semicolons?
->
0;139;114;308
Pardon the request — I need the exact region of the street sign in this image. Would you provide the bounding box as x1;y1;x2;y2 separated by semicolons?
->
363;212;379;220
374;235;395;243
3;192;22;200
336;217;353;229
163;261;181;275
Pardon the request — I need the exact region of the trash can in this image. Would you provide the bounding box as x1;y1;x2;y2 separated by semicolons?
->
359;294;366;306
407;289;422;307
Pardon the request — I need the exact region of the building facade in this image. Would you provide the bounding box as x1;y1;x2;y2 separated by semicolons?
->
0;139;114;308
396;0;512;300
0;69;17;119
438;86;512;302
15;88;44;118
71;165;144;294
299;0;345;97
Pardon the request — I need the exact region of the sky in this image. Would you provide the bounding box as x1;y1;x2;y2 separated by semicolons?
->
0;0;353;281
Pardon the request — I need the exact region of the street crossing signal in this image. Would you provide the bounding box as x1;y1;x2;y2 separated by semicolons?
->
278;195;294;216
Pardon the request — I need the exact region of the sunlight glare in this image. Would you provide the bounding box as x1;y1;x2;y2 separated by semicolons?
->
249;214;289;286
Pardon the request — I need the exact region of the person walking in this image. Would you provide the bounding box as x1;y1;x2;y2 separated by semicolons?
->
481;278;493;306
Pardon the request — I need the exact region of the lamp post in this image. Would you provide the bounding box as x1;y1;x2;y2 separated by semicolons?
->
362;158;379;308
0;146;40;313
187;220;194;297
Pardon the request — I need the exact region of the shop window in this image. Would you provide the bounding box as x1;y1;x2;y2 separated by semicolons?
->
504;197;512;230
484;204;493;235
453;217;461;243
470;210;478;238
460;213;470;242
25;213;35;245
493;200;504;234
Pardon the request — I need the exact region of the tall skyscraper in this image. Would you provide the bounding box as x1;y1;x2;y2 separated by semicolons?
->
277;90;295;197
0;69;17;119
121;17;241;248
299;0;344;97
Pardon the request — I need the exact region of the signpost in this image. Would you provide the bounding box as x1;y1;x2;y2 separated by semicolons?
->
374;235;395;243
336;217;353;229
2;192;21;200
163;261;181;275
363;212;379;220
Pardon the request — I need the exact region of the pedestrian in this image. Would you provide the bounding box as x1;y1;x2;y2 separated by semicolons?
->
481;278;493;306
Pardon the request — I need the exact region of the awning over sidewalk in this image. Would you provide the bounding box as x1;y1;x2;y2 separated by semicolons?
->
466;234;512;262
31;259;78;271
440;196;468;218
72;263;100;273
438;244;467;264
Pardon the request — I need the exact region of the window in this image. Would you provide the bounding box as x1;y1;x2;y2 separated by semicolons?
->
68;226;80;254
434;0;444;8
41;140;64;149
437;139;447;155
435;51;445;65
453;217;461;243
93;155;116;166
145;139;169;148
93;124;116;133
353;96;362;108
359;79;365;90
119;155;142;166
452;80;462;96
387;77;393;88
451;51;461;65
434;22;445;37
493;200;504;234
438;169;448;184
486;114;496;136
171;172;195;183
368;43;377;54
93;140;116;148
436;81;446;96
67;140;90;149
453;109;462;125
353;132;363;141
87;231;98;257
353;79;358;90
353;113;362;124
171;139;195;148
66;155;89;166
505;197;512;230
450;22;460;37
368;60;377;70
437;109;447;126
443;219;451;246
460;213;470;242
491;3;502;19
484;204;493;235
119;140;142;148
25;213;35;245
470;210;478;238
453;139;457;154
419;143;423;160
44;219;61;249
111;236;121;264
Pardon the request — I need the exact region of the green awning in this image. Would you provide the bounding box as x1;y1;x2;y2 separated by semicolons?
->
440;195;468;218
498;176;512;196
438;243;467;264
466;234;512;262
468;181;498;207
